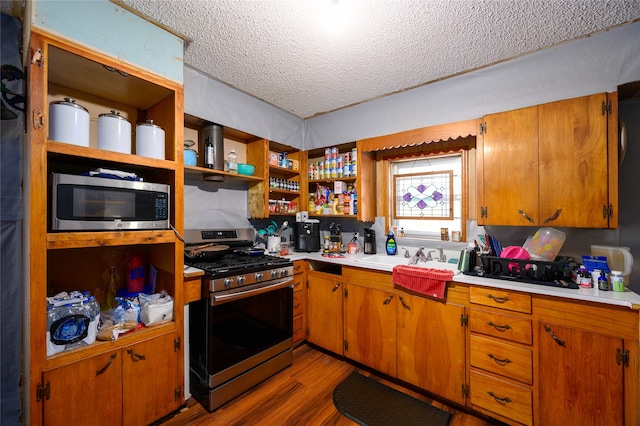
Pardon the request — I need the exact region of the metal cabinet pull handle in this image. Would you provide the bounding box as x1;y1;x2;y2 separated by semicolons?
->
517;209;535;223
96;353;117;376
487;294;510;304
487;321;512;332
488;353;512;366
399;296;411;310
127;349;146;362
382;295;394;305
487;391;512;404
332;283;341;292
544;325;565;347
544;208;562;223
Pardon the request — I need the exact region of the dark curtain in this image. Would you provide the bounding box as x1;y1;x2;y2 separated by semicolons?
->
1;12;25;425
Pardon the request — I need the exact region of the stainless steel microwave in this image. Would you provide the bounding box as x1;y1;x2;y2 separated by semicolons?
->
51;173;170;231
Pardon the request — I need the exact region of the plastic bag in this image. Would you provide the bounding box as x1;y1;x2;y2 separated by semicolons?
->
139;291;174;326
97;297;141;341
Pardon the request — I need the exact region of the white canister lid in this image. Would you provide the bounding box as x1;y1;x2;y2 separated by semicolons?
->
137;119;162;129
50;97;89;113
99;110;130;122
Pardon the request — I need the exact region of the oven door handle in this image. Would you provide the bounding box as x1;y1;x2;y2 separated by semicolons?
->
210;277;294;306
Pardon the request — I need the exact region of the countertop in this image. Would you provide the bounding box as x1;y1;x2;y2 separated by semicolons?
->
283;251;640;310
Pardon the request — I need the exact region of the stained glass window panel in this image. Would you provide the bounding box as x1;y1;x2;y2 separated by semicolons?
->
394;171;453;220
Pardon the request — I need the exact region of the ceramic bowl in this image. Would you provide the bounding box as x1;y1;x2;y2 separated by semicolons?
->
237;163;255;176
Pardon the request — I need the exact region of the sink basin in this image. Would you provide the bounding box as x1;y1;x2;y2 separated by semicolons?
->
354;255;460;273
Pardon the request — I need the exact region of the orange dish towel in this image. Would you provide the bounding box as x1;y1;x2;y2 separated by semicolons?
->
392;265;454;300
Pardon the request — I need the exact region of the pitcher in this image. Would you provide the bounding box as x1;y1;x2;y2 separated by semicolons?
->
590;245;634;284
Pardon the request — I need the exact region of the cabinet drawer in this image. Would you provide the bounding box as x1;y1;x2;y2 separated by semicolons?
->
469;309;532;345
293;260;305;275
293;315;304;343
470;370;532;426
470;286;531;313
470;334;532;384
292;276;304;293
293;291;304;317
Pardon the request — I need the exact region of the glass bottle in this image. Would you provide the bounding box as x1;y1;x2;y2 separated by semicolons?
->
105;266;118;310
226;149;238;173
204;137;214;169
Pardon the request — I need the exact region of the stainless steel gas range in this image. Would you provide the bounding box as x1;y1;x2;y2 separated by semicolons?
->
184;228;294;412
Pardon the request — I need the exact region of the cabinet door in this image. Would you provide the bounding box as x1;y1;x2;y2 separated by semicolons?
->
397;293;466;404
479;106;539;225
306;272;344;355
344;284;397;377
44;351;123;425
123;332;181;426
538;93;609;227
538;322;624;425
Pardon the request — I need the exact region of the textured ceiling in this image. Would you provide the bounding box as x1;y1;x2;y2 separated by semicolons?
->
119;0;640;119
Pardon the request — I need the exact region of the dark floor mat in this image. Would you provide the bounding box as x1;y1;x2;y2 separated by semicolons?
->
333;372;452;426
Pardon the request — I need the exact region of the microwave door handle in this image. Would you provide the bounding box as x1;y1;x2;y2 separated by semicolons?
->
210;277;293;306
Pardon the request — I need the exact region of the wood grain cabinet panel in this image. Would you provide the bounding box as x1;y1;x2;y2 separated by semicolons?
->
470;334;532;385
306;271;343;355
478;93;617;228
397;292;466;405
344;283;397;377
469;309;532;345
470;286;531;313
470;370;533;426
537;322;624;425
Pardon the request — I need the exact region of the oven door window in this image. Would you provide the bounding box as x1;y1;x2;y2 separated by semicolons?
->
205;285;292;374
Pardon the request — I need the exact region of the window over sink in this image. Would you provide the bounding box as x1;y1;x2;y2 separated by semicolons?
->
385;150;468;242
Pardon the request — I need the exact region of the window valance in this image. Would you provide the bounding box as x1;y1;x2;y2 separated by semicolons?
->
358;118;481;152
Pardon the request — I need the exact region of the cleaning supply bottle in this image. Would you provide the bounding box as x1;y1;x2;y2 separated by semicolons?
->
386;231;397;255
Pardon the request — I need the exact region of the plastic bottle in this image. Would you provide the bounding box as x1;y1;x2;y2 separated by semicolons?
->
105;266;118;310
386;231;397;255
611;270;624;292
226;149;238;173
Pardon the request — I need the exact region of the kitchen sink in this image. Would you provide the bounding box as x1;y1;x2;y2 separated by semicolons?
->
353;254;461;273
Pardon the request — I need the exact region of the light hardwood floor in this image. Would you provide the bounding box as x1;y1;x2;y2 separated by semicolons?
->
158;344;503;425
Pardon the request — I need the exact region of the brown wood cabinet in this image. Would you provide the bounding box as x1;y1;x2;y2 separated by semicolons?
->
468;286;534;426
533;296;638;426
344;283;397;377
27;30;184;425
396;289;466;405
478;93;618;228
306;270;344;355
292;260;306;345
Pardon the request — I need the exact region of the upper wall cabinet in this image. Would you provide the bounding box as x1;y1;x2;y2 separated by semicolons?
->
477;93;618;228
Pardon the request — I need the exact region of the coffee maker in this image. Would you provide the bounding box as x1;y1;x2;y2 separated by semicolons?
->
294;220;321;252
364;228;376;254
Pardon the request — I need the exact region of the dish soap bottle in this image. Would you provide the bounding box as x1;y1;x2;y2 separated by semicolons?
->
226;149;238;173
386;231;397;255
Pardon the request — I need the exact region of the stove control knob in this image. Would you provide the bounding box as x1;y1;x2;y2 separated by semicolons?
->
280;268;289;277
255;272;263;282
236;276;246;286
271;270;279;279
223;278;234;288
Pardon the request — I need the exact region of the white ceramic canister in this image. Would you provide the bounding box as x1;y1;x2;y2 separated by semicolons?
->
136;119;165;160
49;98;90;147
98;110;131;154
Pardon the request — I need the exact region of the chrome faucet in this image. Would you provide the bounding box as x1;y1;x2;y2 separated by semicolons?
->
409;247;428;265
437;247;446;262
402;247;411;258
